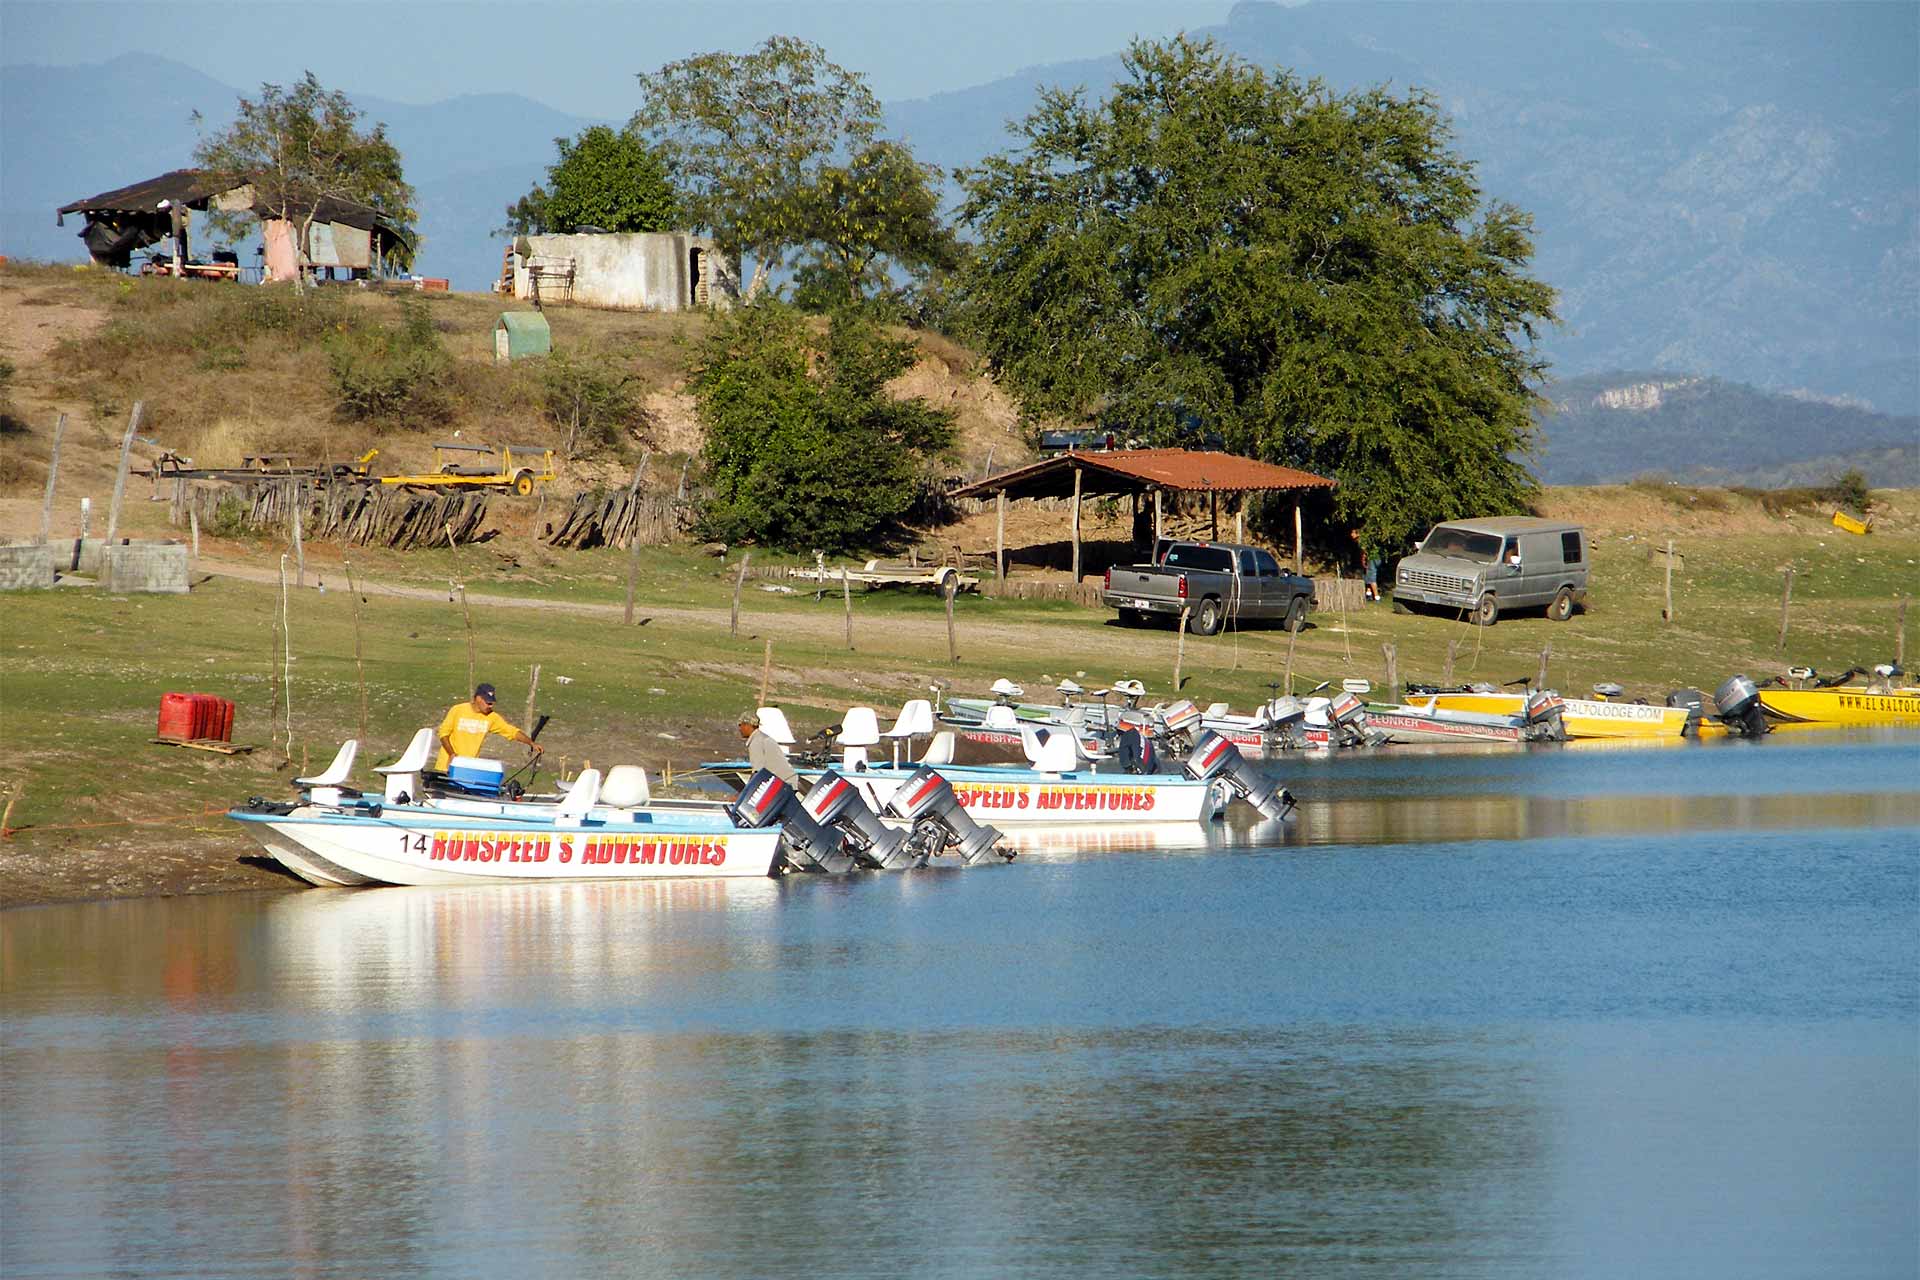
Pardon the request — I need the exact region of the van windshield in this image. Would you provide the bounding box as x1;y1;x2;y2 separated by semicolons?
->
1422;527;1503;562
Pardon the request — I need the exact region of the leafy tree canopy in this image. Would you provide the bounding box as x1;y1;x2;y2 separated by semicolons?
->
791;140;961;312
953;36;1559;554
505;125;678;235
195;71;416;276
634;36;949;302
692;302;955;552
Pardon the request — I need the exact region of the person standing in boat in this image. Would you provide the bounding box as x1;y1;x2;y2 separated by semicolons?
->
435;683;542;770
738;710;800;789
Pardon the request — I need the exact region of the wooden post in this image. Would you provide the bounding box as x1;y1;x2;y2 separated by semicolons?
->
524;663;540;737
758;638;773;706
676;457;690;502
1336;570;1352;663
1153;489;1163;544
103;401;143;547
1293;503;1303;574
461;585;476;693
1234;501;1243;543
996;490;1007;581
188;503;200;560
38;413;65;544
0;782;20;840
1282;621;1298;695
1897;597;1908;668
291;483;306;590
1174;607;1190;691
1070;465;1083;583
1663;539;1675;622
945;578;958;665
1777;568;1793;651
730;552;750;637
1442;636;1460;685
170;477;185;526
1382;642;1398;701
624;453;650;624
345;560;368;745
1209;490;1218;541
1536;640;1552;693
841;568;854;650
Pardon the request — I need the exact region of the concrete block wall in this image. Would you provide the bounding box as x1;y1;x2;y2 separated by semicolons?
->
0;543;56;590
103;543;189;594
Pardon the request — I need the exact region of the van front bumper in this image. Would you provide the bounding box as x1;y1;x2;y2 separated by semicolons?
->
1392;583;1478;609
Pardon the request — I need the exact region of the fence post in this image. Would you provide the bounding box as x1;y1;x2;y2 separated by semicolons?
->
945;578;958;665
731;552;750;638
842;568;854;650
1776;568;1794;651
1174;607;1190;691
346;559;368;744
1663;538;1675;622
1382;642;1398;701
104;401;143;547
1536;641;1552;693
1898;597;1908;668
624;453;650;625
38;413;65;545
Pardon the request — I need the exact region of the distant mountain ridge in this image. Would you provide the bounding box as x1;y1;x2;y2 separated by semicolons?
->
1536;372;1919;487
4;0;1916;424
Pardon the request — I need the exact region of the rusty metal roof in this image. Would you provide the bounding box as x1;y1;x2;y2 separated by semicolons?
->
58;169;223;217
951;449;1336;502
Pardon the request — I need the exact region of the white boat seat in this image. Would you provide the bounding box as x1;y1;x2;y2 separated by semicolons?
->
883;699;934;765
920;730;957;764
984;704;1019;730
600;765;651;808
298;739;358;804
556;768;601;827
839;706;882;747
375;727;435;803
756;707;796;746
1204;702;1230;719
1341;678;1372;695
1029;728;1082;775
299;739;358;787
990;677;1024;698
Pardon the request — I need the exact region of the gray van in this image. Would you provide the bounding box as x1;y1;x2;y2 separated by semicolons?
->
1392;516;1588;625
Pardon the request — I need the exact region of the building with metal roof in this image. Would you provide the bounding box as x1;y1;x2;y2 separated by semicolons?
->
950;448;1336;582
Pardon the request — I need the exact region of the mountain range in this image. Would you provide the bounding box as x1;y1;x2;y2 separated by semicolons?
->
3;1;1916;474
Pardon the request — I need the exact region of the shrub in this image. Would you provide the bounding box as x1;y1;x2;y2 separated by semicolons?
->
542;352;648;457
325;298;449;422
1818;468;1872;514
209;492;255;538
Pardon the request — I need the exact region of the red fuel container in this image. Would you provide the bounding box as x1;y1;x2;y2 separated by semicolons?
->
158;693;196;740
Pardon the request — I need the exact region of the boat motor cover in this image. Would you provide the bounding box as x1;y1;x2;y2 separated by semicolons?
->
804;770;910;868
727;769;850;872
1182;730;1293;820
884;767;1005;864
447;756;505;795
1161;700;1203;734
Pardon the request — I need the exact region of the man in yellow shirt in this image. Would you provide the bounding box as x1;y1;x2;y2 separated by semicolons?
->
435;683;543;770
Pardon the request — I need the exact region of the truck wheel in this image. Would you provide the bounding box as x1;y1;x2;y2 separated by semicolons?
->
1473;593;1499;627
1190;597;1223;636
1283;596;1308;633
513;472;534;496
1548;587;1576;622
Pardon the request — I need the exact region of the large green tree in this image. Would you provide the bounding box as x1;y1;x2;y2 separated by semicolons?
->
633;36;934;301
505;125;678;235
954;37;1558;555
791;139;960;311
195;71;416;284
692;303;954;551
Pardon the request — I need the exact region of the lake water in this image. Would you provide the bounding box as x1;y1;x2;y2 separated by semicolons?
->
4;735;1916;1278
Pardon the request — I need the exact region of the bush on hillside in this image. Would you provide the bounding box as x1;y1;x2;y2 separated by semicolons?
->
1818;468;1872;514
691;302;954;552
325;298;450;423
542;352;648;458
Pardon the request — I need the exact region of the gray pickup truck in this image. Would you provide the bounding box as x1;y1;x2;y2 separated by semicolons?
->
1103;540;1315;635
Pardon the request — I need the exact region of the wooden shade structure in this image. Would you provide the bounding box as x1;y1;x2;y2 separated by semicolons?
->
951;448;1335;581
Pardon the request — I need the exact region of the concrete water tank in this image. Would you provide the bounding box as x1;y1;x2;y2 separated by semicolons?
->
494;311;552;363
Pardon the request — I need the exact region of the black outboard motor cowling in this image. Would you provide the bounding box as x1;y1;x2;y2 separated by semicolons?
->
804;769;917;869
1714;675;1769;737
884;767;1009;864
1666;689;1707;735
727;770;853;873
1183;730;1294;820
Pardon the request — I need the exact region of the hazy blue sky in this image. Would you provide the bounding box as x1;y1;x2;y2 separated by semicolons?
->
2;1;1233;113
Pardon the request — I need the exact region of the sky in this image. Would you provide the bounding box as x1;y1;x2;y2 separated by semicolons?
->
1;0;1234;114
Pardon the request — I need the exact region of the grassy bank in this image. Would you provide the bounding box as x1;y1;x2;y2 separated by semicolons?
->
2;497;1914;905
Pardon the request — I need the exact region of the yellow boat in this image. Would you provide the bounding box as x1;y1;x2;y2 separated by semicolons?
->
1756;668;1920;727
1422;688;1691;739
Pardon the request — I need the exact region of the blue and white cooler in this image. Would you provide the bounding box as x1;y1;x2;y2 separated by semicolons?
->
447;755;505;795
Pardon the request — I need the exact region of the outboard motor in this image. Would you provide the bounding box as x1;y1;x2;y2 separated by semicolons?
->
1158;699;1203;756
1262;695;1309;752
1666;688;1707;735
1183;730;1294;820
883;767;1009;865
1714;675;1770;737
1323;690;1373;748
727;770;853;874
1523;690;1568;741
803;769;917;870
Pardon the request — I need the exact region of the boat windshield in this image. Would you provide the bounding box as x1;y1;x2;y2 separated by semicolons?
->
1421;527;1503;561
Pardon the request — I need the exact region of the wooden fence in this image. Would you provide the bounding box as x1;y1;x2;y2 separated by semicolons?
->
546;487;688;549
168;477;490;550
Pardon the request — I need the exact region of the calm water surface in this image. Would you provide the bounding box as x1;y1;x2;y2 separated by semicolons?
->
4;735;1916;1278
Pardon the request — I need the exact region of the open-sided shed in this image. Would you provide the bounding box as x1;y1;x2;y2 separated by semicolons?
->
950;448;1335;580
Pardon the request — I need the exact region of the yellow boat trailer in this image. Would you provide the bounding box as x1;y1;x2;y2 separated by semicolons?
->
380;442;556;497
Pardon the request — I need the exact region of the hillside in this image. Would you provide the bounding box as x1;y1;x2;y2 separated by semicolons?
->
1536;372;1920;486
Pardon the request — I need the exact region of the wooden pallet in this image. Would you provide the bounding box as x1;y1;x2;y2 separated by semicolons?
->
152;737;254;755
